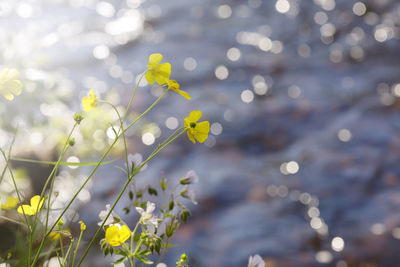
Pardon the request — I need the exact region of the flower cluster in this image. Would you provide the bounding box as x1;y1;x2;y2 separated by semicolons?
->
0;53;208;266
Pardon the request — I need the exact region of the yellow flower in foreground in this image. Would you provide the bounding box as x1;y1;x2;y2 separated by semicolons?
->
0;68;23;101
145;53;171;85
1;196;19;210
184;111;210;144
17;195;44;216
167;80;191;100
105;225;131;247
82;89;98;111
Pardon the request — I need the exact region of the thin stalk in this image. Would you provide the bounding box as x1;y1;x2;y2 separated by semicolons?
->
156;236;171;265
101;101;130;178
71;229;84;267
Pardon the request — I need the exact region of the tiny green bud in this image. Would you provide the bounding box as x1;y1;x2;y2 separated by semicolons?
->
168;201;175;211
180;209;191;223
73;113;84;124
123;207;130;214
181;253;188;261
180;177;190;185
57;218;64;227
148;187;158;196
68;138;75;147
136;190;143;199
129;191;134;200
160;178;168;191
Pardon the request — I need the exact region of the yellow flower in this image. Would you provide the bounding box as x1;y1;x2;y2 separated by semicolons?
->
184;111;210;144
167;80;191;100
82;89;98;111
79;221;86;231
0;68;23;101
49;228;70;241
17;195;44;216
1;196;19;210
145;53;171;85
105;225;131;247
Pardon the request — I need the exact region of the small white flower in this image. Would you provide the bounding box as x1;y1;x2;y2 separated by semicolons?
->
156;263;167;267
136;201;158;234
248;254;265;267
98;204;119;227
156;217;171;237
181;186;198;205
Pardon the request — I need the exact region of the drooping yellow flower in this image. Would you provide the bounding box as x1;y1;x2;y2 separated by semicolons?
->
167;80;191;100
105;225;131;247
82;89;98;111
17;195;44;216
1;196;19;210
0;68;23;101
145;53;171;85
184;111;210;144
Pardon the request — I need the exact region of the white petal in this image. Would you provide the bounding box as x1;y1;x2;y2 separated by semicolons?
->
146;201;156;213
136;206;145;215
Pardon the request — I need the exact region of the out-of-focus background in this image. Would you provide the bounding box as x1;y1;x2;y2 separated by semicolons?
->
1;0;400;266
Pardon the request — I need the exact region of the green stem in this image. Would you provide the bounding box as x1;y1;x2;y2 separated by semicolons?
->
101;100;130;178
156;236;170;265
71;229;84;267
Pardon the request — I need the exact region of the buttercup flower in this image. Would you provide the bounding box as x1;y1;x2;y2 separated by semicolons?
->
17;195;44;215
184;111;210;144
248;254;265;267
82;89;98;111
167;80;191;100
105;224;130;246
1;196;18;210
136;201;158;234
145;53;171;85
0;68;23;101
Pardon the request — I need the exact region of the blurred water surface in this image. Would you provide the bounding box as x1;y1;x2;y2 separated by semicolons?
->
1;0;400;266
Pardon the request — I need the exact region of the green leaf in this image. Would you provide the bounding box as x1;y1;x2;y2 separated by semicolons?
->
112;256;127;265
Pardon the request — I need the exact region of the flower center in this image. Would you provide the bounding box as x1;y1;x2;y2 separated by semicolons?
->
189;122;196;128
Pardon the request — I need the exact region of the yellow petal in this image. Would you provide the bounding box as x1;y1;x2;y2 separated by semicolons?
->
148;53;163;68
30;195;44;213
18;205;35;215
145;70;156;85
186;131;196;144
105;225;120;246
176;89;191;100
1;196;19;210
119;225;131;243
188;110;202;123
155;63;171;85
3;93;14;101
